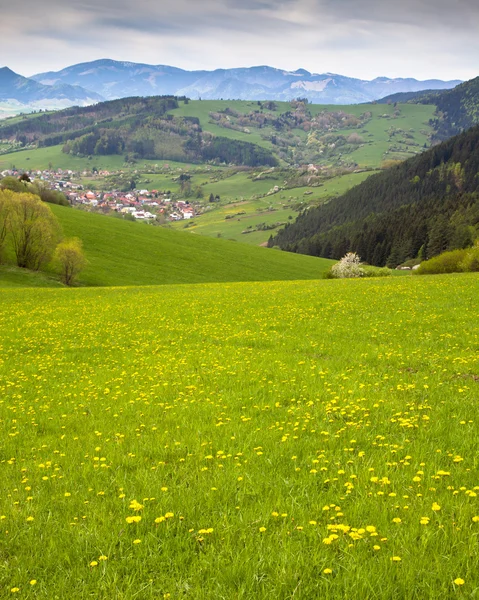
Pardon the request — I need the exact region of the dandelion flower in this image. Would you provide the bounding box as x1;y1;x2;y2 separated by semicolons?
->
259;526;266;533
391;556;401;562
133;539;141;544
90;561;98;567
29;580;37;586
323;568;332;574
454;578;465;586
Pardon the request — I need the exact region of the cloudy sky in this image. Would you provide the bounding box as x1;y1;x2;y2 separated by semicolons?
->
1;0;478;81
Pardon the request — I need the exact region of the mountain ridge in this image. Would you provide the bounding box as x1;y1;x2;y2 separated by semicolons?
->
0;66;103;108
31;59;461;105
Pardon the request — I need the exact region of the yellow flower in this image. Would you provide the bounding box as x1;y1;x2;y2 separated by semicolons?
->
99;555;108;561
26;516;34;522
323;568;332;574
373;545;380;551
133;539;141;544
392;518;401;524
10;588;20;593
125;516;142;524
90;561;98;567
454;578;465;586
432;502;441;512
420;517;430;525
259;526;266;533
155;516;165;524
391;556;401;562
29;580;37;586
472;516;479;523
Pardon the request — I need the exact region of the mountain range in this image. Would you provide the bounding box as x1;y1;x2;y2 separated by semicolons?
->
33;59;461;104
0;67;103;109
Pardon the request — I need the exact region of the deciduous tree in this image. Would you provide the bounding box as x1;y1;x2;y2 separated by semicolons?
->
7;192;61;270
53;237;86;286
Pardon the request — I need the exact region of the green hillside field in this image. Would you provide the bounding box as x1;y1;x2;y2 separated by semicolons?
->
1;273;478;598
0;204;332;288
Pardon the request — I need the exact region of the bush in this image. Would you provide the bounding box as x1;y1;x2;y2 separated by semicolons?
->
330;252;364;279
414;248;471;275
361;266;393;278
459;246;479;272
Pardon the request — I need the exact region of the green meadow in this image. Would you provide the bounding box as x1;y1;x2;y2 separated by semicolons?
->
1;274;478;598
172;171;376;245
0;205;332;288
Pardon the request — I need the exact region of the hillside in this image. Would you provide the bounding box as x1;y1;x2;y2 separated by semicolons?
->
32;59;461;104
272;125;479;267
20;205;331;287
379;77;479;142
0;96;436;169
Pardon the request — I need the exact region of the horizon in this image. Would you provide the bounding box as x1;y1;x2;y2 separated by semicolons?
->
1;0;478;81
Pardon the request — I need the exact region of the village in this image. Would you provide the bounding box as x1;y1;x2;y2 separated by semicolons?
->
0;166;202;222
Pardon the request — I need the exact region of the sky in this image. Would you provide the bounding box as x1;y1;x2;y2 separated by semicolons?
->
1;0;478;81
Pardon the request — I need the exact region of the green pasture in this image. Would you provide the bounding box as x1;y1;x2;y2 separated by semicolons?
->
176;171;376;245
0;274;478;598
0;145;190;173
40;205;330;286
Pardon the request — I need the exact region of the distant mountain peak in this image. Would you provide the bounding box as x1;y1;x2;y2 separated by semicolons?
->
26;60;463;105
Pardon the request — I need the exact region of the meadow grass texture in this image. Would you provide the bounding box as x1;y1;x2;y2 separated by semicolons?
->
1;274;478;598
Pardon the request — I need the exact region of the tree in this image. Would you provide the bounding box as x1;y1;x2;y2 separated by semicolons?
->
331;252;364;278
7;192;61;270
0;190;10;262
0;176;29;193
53;238;86;286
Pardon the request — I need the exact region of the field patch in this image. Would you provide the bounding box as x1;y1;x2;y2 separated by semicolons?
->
1;274;478;597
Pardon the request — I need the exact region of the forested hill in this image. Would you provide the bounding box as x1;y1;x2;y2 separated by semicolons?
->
271;125;479;267
425;77;479;140
0;96;277;167
379;77;479;142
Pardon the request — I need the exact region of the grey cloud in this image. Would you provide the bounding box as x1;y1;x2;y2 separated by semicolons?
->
0;0;478;80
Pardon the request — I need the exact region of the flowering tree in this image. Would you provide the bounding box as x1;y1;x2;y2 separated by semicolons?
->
331;252;364;278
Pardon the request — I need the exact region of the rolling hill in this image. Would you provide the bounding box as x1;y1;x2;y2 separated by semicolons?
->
0;95;436;170
32;59;461;104
272;125;479;267
0;204;332;288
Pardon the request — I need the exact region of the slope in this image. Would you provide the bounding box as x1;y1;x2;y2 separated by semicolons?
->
272;125;479;267
44;205;332;286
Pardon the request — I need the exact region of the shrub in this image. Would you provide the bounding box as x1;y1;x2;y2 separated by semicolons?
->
414;248;469;275
330;252;364;279
361;266;393;277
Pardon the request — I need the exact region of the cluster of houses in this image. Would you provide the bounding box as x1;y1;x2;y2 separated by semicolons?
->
1;168;198;222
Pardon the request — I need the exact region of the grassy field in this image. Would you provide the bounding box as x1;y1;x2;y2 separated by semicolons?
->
4;204;328;287
0;146;190;173
172;171;376;245
0;273;478;598
0;265;64;288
